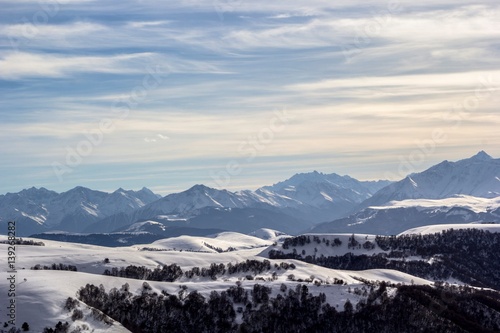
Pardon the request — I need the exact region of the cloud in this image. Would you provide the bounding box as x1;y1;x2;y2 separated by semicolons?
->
126;21;171;28
287;71;500;94
0;0;499;194
0;21;105;41
219;5;500;52
0;51;228;80
0;52;155;79
144;134;170;143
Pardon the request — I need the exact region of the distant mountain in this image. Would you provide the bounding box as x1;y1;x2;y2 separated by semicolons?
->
0;186;160;235
83;184;279;233
137;184;258;216
310;195;500;235
5;151;497;238
85;174;392;235
255;171;392;222
357;151;500;210
87;186;312;235
2;172;390;236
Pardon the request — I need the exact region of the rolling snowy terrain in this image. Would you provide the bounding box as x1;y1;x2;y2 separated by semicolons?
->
0;230;437;332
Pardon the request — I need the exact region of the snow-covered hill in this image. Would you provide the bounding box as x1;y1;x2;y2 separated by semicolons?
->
137;231;272;253
248;228;290;242
0;234;432;331
260;233;387;258
398;223;500;235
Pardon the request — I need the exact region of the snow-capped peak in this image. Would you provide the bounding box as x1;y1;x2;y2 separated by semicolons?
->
358;151;499;208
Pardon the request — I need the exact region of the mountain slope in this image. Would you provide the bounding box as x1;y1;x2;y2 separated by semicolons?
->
0;187;160;235
90;175;392;235
310;195;500;235
256;171;392;222
358;151;500;209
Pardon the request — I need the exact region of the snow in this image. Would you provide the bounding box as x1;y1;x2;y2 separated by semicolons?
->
20;211;46;225
1;270;131;332
408;177;418;188
370;195;500;214
136;232;272;253
0;231;435;330
123;220;166;232
0;186;160;231
248;228;290;241
258;171;391;209
398;223;500;235
320;191;334;202
81;202;99;217
155;215;188;222
363;152;500;208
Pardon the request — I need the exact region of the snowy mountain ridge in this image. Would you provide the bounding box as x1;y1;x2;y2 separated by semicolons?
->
1;151;498;237
0;186;161;234
310;194;500;235
358;151;500;210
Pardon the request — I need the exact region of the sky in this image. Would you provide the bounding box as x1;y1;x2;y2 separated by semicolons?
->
0;0;499;195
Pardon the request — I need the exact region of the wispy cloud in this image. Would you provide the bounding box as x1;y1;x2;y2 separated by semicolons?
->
0;51;228;79
0;52;155;79
0;0;499;193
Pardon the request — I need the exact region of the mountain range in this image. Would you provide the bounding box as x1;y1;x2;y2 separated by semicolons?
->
0;171;391;236
311;151;500;234
1;151;499;239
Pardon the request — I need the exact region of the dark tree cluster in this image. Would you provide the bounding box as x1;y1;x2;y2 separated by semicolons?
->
42;321;70;333
348;234;360;249
271;229;500;290
374;228;499;256
104;264;183;282
104;259;295;282
0;239;44;246
31;263;77;271
203;242;237;253
140;247;176;252
282;235;343;250
75;281;500;333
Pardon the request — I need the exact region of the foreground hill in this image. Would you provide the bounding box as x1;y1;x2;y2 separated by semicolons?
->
267;225;500;290
2;224;500;332
0;231;431;332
